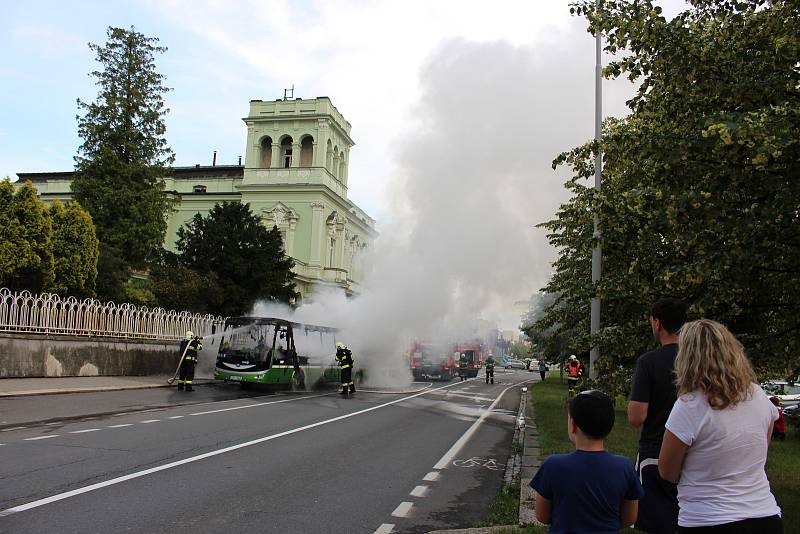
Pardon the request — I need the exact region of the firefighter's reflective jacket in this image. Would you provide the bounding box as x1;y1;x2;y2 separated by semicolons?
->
336;347;354;369
180;338;202;362
485;357;495;371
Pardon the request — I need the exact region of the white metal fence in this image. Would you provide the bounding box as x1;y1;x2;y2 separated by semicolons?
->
0;288;225;341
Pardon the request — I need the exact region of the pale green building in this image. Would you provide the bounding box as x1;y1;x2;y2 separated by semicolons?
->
18;97;377;302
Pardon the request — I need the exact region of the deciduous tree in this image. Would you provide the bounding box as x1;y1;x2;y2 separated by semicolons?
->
49;201;99;297
540;0;800;380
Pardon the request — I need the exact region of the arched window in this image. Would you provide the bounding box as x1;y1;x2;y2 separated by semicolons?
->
280;136;293;168
300;136;314;167
260;137;272;168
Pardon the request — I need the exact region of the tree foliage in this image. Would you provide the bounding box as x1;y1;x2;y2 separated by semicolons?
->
2;181;54;293
71;26;174;300
0;180;100;297
540;0;800;380
165;202;296;316
49;200;99;297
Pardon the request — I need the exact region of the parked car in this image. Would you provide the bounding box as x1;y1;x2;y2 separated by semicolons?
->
762;380;800;407
504;358;528;370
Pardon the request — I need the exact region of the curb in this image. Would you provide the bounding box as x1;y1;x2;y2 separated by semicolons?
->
519;383;543;527
0;379;215;398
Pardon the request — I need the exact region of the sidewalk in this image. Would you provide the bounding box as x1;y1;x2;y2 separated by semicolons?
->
0;375;213;397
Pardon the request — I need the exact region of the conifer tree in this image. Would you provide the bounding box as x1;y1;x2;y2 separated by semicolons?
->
71;26;174;301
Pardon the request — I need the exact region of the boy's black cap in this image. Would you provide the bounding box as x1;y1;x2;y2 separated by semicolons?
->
569;389;615;439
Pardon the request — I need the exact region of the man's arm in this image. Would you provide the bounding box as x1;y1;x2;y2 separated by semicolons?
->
658;430;689;483
627;401;649;428
620;499;639;528
534;492;552;524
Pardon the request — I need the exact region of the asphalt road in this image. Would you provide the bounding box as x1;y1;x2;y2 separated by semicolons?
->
0;370;535;534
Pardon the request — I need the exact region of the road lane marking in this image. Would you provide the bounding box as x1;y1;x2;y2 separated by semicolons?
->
69;429;100;434
422;471;440;482
0;380;469;517
168;416;184;419
139;420;160;424
188;393;330;416
391;502;413;518
373;523;394;534
433;379;534;470
24;435;58;441
108;424;133;428
1;427;27;432
409;485;428;498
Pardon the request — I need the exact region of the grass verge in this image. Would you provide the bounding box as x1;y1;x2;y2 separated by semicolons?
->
530;378;799;533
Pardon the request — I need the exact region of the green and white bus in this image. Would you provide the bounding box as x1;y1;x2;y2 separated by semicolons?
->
214;317;341;389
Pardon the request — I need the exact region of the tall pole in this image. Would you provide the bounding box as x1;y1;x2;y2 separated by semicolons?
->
590;0;602;379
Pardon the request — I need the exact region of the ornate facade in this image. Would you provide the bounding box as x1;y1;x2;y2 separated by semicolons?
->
17;97;376;302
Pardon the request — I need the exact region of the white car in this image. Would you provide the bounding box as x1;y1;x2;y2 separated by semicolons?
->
762;381;800;407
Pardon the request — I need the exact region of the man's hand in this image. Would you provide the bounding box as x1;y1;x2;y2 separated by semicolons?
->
627;400;649;428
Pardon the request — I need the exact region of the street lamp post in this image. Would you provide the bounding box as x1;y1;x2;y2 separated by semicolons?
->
590;0;602;379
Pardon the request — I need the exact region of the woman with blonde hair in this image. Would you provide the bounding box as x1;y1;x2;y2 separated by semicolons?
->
659;319;782;533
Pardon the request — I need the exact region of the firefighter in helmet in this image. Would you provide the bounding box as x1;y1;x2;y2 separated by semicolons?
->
485;353;495;384
565;354;583;395
178;331;202;392
458;352;470;381
336;341;356;395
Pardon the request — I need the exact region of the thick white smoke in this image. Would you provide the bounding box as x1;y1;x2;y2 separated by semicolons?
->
247;29;633;387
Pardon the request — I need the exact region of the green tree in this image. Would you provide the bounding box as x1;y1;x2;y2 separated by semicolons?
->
71;26;174;301
540;0;800;379
174;202;296;316
149;251;225;314
2;181;54;293
49;201;100;297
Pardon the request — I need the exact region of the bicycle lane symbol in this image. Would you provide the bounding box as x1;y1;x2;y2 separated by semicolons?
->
452;457;502;471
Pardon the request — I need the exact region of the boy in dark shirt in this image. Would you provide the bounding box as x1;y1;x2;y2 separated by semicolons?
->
531;390;643;533
628;298;686;533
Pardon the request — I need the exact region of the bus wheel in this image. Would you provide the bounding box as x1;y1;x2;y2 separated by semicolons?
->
291;369;306;391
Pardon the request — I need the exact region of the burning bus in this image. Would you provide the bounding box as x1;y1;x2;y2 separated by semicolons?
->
214;317;342;389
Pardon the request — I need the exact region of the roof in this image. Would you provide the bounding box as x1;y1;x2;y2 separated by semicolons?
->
16;165;245;183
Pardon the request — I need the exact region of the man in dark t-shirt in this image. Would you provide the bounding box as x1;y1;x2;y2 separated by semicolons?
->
628;298;686;533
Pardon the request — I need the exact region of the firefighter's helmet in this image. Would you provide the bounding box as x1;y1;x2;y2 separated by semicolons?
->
336;341;345;349
569;354;577;361
186;330;194;339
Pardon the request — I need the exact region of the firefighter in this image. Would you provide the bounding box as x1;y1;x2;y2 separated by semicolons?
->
336;342;356;395
458;352;469;381
566;354;583;395
485;354;495;384
178;331;202;392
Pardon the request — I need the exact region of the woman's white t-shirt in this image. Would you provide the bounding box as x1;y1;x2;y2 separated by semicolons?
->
665;383;781;527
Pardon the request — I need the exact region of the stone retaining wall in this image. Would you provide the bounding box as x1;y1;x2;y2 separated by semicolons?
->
0;333;182;378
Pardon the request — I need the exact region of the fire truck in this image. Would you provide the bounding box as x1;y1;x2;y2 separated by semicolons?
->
408;340;457;381
456;342;484;378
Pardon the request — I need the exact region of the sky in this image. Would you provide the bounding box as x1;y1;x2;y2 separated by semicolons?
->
1;0;690;333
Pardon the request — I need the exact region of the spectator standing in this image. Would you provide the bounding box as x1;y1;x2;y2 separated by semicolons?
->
659;319;782;533
628;298;686;533
531;389;644;533
538;359;548;381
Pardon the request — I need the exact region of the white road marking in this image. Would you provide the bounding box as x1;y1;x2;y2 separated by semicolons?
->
0;380;468;517
44;422;60;426
1;427;27;432
188;393;330;416
433;379;534;470
108;424;133;428
409;485;428;498
422;471;440;482
139;420;160;424
69;429;100;434
391;502;413;518
168;416;184;419
373;523;395;534
24;435;58;441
